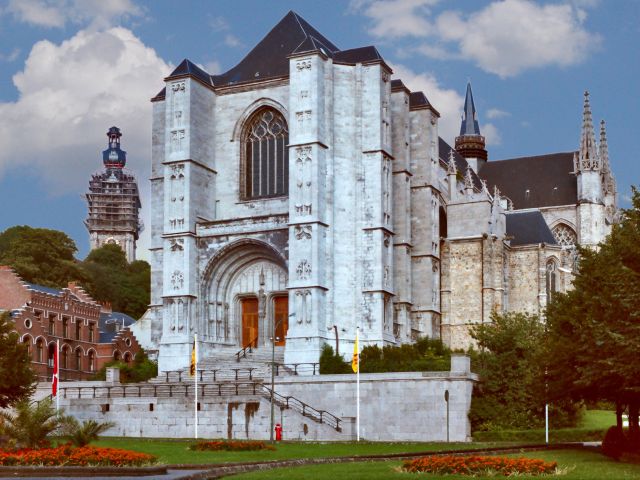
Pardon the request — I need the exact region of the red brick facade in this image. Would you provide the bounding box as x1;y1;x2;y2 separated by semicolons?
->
0;266;141;381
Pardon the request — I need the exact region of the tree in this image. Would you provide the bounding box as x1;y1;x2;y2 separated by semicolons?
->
545;187;640;443
81;244;150;319
468;311;579;431
0;397;68;448
0;312;36;408
0;226;85;288
92;349;157;383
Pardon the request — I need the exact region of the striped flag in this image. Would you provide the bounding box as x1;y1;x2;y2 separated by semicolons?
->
51;341;59;397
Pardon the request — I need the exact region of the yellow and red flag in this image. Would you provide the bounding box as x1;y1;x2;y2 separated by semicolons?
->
352;329;359;373
189;339;196;377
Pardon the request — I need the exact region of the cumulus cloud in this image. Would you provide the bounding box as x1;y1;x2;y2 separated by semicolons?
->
390;63;465;144
0;27;172;258
355;0;600;77
486;108;510;119
350;0;439;38
6;0;143;29
481;123;502;146
434;0;600;77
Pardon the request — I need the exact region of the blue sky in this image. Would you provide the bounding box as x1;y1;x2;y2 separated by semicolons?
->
0;0;637;260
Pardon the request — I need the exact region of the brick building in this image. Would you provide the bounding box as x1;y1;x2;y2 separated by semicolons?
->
0;266;141;381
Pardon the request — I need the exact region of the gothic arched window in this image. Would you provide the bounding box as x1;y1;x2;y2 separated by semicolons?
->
242;108;289;200
546;259;559;301
552;223;577;247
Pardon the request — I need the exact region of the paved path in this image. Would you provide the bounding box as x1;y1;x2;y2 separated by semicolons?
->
0;469;205;480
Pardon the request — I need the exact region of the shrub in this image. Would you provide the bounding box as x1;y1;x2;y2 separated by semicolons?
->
62;418;115;447
359;337;451;373
0;445;156;466
92;349;157;383
402;455;557;475
602;426;629;460
190;440;275;451
319;344;351;374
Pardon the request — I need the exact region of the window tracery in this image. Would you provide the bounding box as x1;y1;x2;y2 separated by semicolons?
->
552;223;577;247
242;108;289;199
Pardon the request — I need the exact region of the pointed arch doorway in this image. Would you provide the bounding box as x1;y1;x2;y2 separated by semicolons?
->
241;298;259;348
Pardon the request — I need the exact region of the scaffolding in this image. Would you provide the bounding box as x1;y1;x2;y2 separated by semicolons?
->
84;168;143;238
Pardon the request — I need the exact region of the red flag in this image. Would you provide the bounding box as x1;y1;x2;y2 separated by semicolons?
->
52;343;58;397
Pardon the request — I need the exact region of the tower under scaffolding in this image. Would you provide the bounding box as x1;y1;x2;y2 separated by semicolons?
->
85;127;142;262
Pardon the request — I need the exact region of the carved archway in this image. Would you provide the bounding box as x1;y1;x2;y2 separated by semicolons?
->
201;239;288;347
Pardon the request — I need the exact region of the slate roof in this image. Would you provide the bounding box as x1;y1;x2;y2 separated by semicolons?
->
460;82;481;136
478;152;577;209
25;283;64;296
506;211;558;246
162;11;391;93
99;311;137;343
209;10;339;86
438;137;483;190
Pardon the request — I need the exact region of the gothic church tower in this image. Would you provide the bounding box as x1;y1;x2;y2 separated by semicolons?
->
455;82;487;173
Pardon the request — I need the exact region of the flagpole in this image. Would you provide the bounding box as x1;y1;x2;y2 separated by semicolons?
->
194;334;198;439
356;326;360;442
56;339;60;413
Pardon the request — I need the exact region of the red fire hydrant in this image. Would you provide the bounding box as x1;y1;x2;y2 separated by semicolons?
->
275;423;282;441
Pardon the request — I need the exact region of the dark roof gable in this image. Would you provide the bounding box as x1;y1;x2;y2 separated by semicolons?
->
479;152;577;209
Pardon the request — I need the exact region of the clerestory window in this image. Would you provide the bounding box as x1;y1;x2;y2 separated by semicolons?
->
241;108;289;200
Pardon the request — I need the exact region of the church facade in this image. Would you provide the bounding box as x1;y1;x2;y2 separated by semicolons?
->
143;12;617;371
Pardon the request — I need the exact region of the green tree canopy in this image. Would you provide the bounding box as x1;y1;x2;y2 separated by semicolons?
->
0;226;85;288
81;244;150;319
469;311;579;431
545;187;640;437
0;312;36;408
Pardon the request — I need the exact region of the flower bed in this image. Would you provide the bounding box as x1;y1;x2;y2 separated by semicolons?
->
190;440;275;452
402;455;557;476
0;446;156;467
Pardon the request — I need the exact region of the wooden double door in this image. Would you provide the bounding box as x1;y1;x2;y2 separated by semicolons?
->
241;296;288;348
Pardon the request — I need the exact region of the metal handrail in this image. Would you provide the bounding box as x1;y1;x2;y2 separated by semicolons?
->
235;337;258;362
273;362;320;376
258;384;341;432
161;367;256;383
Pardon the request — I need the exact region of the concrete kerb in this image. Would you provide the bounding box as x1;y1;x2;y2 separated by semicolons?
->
0;465;168;478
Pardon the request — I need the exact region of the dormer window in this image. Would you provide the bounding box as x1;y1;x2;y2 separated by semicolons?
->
241;108;289;200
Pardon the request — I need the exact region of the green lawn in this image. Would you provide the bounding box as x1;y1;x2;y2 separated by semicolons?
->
229;449;640;479
473;409;615;442
93;438;512;465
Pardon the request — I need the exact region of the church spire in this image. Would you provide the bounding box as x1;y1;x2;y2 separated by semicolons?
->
460;82;481;136
577;91;599;171
599;119;609;173
455;82;487;171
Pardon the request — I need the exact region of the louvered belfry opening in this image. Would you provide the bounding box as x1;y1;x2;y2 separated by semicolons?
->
242;108;289;200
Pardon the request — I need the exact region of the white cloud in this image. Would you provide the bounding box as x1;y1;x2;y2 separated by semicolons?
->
482;123;502;146
354;0;600;77
435;0;600;77
224;34;243;48
350;0;439;38
202;60;222;74
6;0;142;29
390;63;464;144
486;108;510;119
0;27;171;259
0;48;21;62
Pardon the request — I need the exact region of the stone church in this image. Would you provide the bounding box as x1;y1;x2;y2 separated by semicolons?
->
139;11;617;372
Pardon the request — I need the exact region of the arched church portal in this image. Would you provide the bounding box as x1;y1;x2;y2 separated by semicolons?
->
202;240;288;349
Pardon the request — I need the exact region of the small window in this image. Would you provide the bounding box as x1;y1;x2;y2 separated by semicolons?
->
62;318;69;338
88;323;95;342
125;337;132;347
88;351;96;372
149;403;154;412
36;339;44;363
76;321;82;341
61;347;68;369
75;349;82;370
24;319;32;329
48;317;55;335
